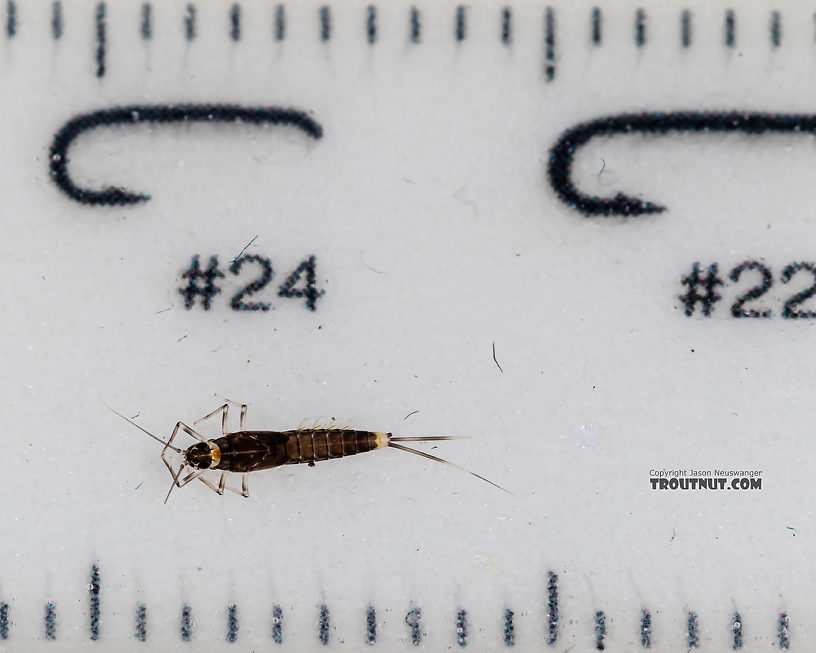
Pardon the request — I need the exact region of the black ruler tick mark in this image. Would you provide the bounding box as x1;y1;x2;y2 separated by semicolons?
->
681;10;691;48
731;612;743;649
272;604;283;643
44;602;56;641
687;611;699;648
591;7;601;45
141;3;152;40
366;5;376;45
455;5;466;42
274;4;285;40
0;602;8;640
410;6;420;43
227;604;238;642
544;7;555;81
230;3;240;42
546;571;558;644
503;608;515;647
366;605;376;644
318;604;329;645
594;611;606;650
180;603;192;642
770;11;781;48
95;2;106;77
640;609;651;648
51;1;63;39
89;564;100;641
319;5;330;42
725;9;736;47
456;609;468;647
6;0;16;38
184;3;196;41
136;603;147;641
501;7;512;45
635;8;646;47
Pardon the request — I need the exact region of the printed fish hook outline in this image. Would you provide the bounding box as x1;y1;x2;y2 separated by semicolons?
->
548;111;816;216
49;104;323;206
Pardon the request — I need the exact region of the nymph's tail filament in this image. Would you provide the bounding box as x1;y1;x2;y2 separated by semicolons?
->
388;438;509;493
389;436;469;442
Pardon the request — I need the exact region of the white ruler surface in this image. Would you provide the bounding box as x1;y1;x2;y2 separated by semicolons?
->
1;1;813;651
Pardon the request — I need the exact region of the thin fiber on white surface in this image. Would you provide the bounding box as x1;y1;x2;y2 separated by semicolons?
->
1;0;814;651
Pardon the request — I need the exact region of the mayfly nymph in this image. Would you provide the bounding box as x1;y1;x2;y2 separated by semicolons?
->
109;398;507;501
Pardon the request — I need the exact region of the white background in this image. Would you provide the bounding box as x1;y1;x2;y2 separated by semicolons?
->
1;0;814;650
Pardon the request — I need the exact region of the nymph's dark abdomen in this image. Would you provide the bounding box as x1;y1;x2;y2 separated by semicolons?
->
283;429;381;465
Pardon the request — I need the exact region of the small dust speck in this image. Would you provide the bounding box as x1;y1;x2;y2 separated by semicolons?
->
578;423;601;449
